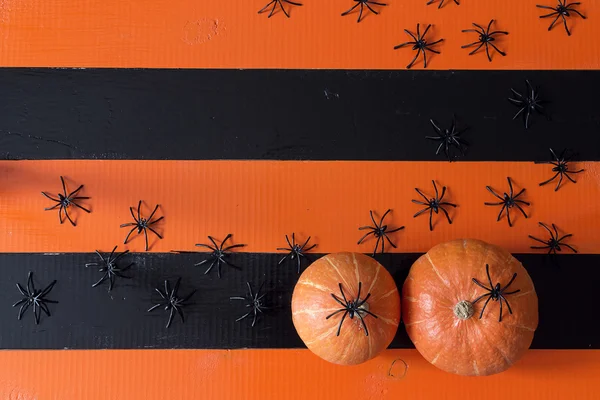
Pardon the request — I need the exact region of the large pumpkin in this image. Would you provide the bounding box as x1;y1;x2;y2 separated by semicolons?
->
292;252;400;365
403;239;538;376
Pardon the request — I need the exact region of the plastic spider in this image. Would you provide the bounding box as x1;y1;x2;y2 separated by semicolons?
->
426;116;468;161
189;234;246;278
485;177;530;227
86;246;133;291
358;209;404;256
394;24;443;69
148;278;196;329
13;271;58;325
120;200;164;251
537;148;584;191
230;282;268;327
41;176;91;226
461;20;508;62
258;0;302;18
326;282;378;336
427;0;459;8
529;222;577;254
537;1;586;36
508;80;547;129
341;0;387;23
412;180;457;231
472;264;520;322
277;233;317;274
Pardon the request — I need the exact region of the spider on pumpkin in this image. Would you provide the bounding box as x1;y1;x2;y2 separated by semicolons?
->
41;176;91;226
529;222;577;254
536;148;584;191
536;1;586;36
326;282;378;336
277;233;317;274
461;20;508;62
357;209;404;257
472;264;520;322
394;24;444;69
230;282;269;327
120;200;164;251
484;177;530;227
341;0;387;23
412;180;457;231
258;0;302;18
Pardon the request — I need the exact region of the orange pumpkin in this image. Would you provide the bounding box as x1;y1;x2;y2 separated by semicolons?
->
402;239;538;376
292;252;400;365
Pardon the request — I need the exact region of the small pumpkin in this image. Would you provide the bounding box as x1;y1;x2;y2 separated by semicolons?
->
402;239;538;376
292;252;400;365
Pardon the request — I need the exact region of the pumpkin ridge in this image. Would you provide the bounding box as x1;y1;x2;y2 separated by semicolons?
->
293;307;340;317
366;264;381;295
472;360;480;376
297;280;330;293
404;318;428;327
425;253;450;287
377;315;399;326
304;324;339;346
353;253;361;286
325;256;352;291
502;323;536;332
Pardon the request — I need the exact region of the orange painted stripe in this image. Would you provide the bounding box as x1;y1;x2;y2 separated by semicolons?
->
0;160;596;253
0;0;598;69
0;349;598;399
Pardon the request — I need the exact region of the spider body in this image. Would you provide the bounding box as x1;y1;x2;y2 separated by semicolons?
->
426;117;468;161
485;177;530;227
277;233;317;274
258;0;302;18
461;20;508;62
537;148;584;191
191;234;246;278
230;282;269;327
326;282;378;336
120;201;164;251
427;0;459;9
358;209;404;256
472;264;520;322
508;80;547;129
13;271;58;325
394;24;443;69
529;222;576;254
537;1;586;36
148;278;196;328
41;176;91;226
412;180;457;231
341;0;387;23
86;246;133;291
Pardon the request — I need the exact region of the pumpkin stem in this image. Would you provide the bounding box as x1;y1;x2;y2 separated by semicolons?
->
454;300;475;320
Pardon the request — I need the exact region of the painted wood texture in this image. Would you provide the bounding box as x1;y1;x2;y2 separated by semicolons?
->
0;0;597;69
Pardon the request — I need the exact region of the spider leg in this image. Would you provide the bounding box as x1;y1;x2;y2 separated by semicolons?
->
561;14;571;35
16;282;27;296
379;209;392;226
478;295;493;319
413;206;432;218
41;192;60;202
436;183;443;199
472;23;486;33
422;47;428;68
331;293;348;308
421;23;432;38
486;19;494;32
13;298;27;307
277;252;290;265
92;272;109;288
569;9;586;19
529;235;549;245
472;278;492;292
137;200;142;222
166;307;175;328
34;302;41;324
71;202;91;213
539;172;559;186
546;14;561;31
538;222;554;238
489;30;509;35
375;235;383;255
505;205;513;227
59;176;68;196
406;48;422;69
564;172;580;184
235;311;251;322
176;305;186;323
195;243;218;252
435;141;445;155
357;3;364;22
412;200;429;206
386;226;404;233
495;204;507;222
147;226;163;240
513;107;526;121
251;307;259;327
282;0;302;5
486;186;504;200
498;296;504;322
536;5;556;11
488;42;506;56
429;118;442;133
440;206;453;225
501;295;514;316
258;0;276;13
484;43;492;62
63;206;77;227
562;243;578;253
17;302;30;320
415;188;430;203
502;273;518;292
427;38;444;47
335;310;349;336
39;301;52;317
296;253;301;274
129;207;139;224
301;237;316;252
466;41;485;55
356;310;370;336
513;188;526;199
357;230;375;245
364;3;379;15
357;291;370;307
369;0;387;5
147;303;163;313
338;283;350;304
383;232;397;249
44;203;61;211
147;204;161;221
514;203;529;219
428;208;434;231
68;184;85;198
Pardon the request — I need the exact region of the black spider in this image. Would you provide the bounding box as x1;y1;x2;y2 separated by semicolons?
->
537;1;586;36
485;177;530;227
41;176;91;226
183;234;246;278
148;278;196;329
537;148;584;191
427;0;459;8
472;264;520;322
529;222;577;254
230;282;269;327
13;271;58;325
412;180;457;231
461;20;508;62
277;233;317;274
258;0;302;18
326;282;378;336
86;246;133;291
394;24;443;69
508;80;547;129
426;116;468;161
120;200;164;251
358;209;404;257
342;0;387;23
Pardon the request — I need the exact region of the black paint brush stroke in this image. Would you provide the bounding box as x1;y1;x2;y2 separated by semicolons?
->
0;252;597;349
1;69;600;161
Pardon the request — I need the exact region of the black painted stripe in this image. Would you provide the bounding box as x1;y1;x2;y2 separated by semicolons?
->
0;252;596;350
1;69;599;161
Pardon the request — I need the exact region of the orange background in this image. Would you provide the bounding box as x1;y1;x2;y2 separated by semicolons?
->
0;160;597;253
0;0;597;69
1;349;599;400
